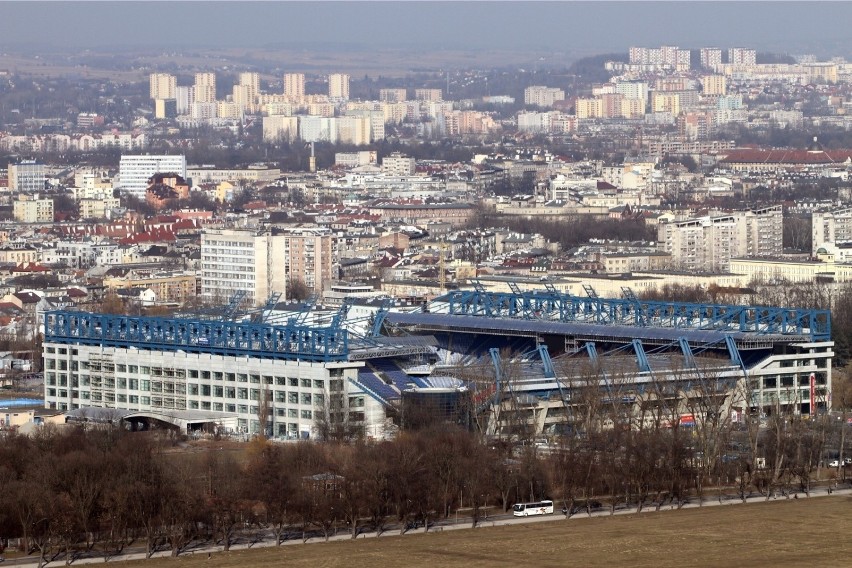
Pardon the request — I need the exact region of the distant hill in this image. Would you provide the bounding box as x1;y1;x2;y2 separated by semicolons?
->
568;53;626;84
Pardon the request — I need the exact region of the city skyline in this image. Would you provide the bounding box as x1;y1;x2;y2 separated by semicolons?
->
2;2;852;57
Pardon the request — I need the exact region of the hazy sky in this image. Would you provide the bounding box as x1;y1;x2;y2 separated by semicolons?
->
2;2;851;56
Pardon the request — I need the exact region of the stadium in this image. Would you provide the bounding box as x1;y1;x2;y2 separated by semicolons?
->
43;285;833;439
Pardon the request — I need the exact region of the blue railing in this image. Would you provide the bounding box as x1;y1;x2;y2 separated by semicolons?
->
44;310;349;362
441;290;831;341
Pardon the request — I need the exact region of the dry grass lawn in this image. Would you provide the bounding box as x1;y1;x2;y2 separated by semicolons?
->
109;496;852;568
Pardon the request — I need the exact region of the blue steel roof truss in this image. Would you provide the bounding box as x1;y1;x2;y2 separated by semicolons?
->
443;290;830;341
44;310;349;362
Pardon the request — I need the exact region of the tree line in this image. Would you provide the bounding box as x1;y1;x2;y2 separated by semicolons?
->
2;397;850;567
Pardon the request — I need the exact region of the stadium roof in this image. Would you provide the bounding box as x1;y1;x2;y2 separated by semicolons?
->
385;312;808;345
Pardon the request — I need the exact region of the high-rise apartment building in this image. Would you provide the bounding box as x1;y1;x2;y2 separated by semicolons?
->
379;88;407;103
328;73;350;100
276;230;334;295
235;73;260;112
118;155;187;199
701;75;727;96
262;116;299;143
200;228;334;304
729;47;757;66
175;86;193;115
149;73;176;100
700;48;723;69
194;72;217;103
615;81;648;101
658;206;782;272
629;45;690;70
812;209;852;255
414;89;442;102
524;86;565;107
284;73;306;99
201;229;285;305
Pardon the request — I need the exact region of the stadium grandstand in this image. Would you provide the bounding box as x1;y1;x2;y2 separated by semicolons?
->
43;285;833;439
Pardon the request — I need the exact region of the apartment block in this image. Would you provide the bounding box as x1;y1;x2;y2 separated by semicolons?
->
658;206;782;272
273;230;334;294
701;74;727;96
284;73;306;99
13;196;54;223
729;47;757;66
812;208;852;255
201;228;334;304
380;88;407;103
700;48;723;69
194;72;216;103
201;229;285;306
328;73;350;100
524;86;565;107
414;89;443;102
262;116;299;142
381;153;416;176
149;73;176;100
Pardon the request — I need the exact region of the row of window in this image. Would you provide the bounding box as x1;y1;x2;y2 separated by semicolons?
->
761;372;828;389
46;365;343;392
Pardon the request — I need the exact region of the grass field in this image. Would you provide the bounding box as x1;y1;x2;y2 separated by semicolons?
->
107;496;852;568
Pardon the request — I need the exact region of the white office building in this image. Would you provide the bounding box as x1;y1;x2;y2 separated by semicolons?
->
118;155;187;199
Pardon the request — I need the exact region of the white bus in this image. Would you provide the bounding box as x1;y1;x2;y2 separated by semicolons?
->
512;500;554;517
